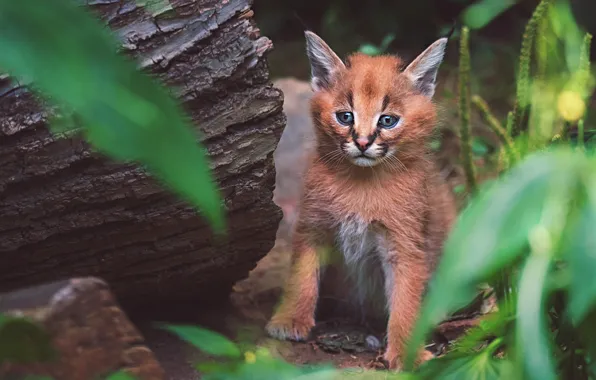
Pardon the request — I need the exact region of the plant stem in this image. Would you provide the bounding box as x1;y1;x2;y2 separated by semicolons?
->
511;0;551;137
458;26;477;195
486;337;504;356
578;119;585;151
472;95;520;169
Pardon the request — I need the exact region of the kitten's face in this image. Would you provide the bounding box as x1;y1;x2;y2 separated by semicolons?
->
305;32;446;168
314;55;430;168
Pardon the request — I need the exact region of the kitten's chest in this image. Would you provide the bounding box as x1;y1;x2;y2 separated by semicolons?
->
336;216;388;263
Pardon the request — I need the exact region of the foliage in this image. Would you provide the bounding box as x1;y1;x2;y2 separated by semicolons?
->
417;340;513;379
511;0;551;137
0;314;54;365
0;0;224;232
406;1;596;380
461;0;519;30
159;324;242;359
162;324;338;380
161;324;427;380
105;372;137;380
358;34;396;56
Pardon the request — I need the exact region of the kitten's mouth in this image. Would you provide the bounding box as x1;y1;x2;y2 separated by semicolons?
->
350;155;380;167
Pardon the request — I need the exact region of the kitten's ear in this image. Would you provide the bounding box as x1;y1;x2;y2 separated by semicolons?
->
304;31;345;92
403;38;448;98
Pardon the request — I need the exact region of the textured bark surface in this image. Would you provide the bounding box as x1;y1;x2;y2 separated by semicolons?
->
0;0;284;307
0;277;165;380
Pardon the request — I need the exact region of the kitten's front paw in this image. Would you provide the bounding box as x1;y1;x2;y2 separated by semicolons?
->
383;348;434;371
383;349;403;371
265;315;314;342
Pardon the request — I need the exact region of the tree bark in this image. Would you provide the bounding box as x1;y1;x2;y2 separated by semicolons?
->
0;0;284;308
0;277;165;380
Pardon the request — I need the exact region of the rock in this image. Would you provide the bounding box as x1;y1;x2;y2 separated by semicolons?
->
272;78;315;242
231;78;314;320
365;335;382;351
0;277;164;380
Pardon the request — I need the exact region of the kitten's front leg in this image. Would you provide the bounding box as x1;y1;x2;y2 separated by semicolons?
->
383;240;433;370
266;232;321;341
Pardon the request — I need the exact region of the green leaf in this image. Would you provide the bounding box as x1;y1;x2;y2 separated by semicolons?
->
0;0;224;232
471;137;490;156
196;361;239;375
462;0;518;30
417;349;513;380
197;352;329;380
0;315;55;364
428;139;441;151
406;149;584;367
358;44;381;56
516;254;557;380
451;303;512;354
379;33;396;51
338;369;415;379
160;324;241;358
567;178;596;322
105;371;137;380
453;184;466;194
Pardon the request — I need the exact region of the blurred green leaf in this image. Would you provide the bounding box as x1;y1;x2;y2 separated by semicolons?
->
105;371;137;380
406;149;583;367
417;349;513;380
428;139;441;151
379;33;396;51
472;137;490;156
160;324;241;359
516;255;556;380
451;303;512;354
567;178;596;322
462;0;518;30
453;184;466;194
0;0;224;232
358;33;396;56
549;0;584;72
0;314;55;365
195;361;242;380
199;355;335;380
358;44;381;56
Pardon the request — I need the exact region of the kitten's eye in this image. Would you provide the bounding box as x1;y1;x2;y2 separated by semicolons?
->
378;114;400;129
335;111;354;126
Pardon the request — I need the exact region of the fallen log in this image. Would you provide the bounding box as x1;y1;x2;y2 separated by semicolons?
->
0;0;284;307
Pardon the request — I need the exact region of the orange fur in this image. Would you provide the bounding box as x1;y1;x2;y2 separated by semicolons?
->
266;32;457;370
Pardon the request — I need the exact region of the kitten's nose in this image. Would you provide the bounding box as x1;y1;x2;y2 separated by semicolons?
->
355;136;373;151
